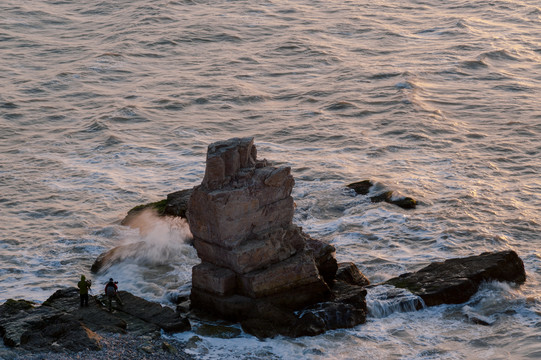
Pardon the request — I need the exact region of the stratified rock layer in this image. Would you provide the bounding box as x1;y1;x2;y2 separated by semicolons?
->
187;137;335;319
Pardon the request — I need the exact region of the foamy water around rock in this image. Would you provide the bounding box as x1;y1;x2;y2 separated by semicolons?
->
1;0;540;358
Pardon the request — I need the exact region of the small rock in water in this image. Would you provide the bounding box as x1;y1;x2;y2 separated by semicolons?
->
346;180;417;209
385;250;526;306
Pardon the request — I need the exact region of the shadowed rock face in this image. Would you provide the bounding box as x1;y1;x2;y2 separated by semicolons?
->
187;137;337;320
0;288;190;353
386;250;526;306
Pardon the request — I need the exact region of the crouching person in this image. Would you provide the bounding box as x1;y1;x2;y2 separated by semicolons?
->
104;277;123;312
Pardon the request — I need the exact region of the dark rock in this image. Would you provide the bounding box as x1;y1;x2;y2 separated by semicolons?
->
346;180;372;195
299;279;368;331
385;250;526;306
300;302;365;330
0;287;191;353
240;301;325;338
306;237;338;285
0;293;103;352
335;262;370;287
0;300;46;347
388;196;417;209
239;280;367;338
464;314;492;326
20;313;102;352
162;341;178;354
120;188;193;225
91;241;146;273
366;285;425;318
347;180;417;209
121;199;168;225
194;323;242;339
164;189;193;217
113;291;191;333
43;288;128;334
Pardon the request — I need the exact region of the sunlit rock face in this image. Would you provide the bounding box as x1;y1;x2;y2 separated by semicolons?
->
187;137;332;317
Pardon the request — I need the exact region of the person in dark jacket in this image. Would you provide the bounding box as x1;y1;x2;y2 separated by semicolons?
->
77;275;91;307
104;278;123;311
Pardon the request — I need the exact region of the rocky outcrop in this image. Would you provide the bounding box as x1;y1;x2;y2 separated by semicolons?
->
121;188;193;225
91;241;146;273
335;262;370;287
347;180;417;209
187;137;367;337
0;287;190;353
188;138;332;312
385;250;526;306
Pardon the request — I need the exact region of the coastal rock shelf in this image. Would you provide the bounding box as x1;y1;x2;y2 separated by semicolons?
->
0;288;190;354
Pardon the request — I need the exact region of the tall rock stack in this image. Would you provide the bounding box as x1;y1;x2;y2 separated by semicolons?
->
187;137;332;320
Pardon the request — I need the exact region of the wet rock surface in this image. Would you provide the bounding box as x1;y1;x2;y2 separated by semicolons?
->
385;250;526;306
91;241;146;273
121;188;193;225
0;287;191;354
347;179;417;209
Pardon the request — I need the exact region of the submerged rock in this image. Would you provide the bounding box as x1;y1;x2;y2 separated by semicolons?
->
347;180;417;209
385;250;526;306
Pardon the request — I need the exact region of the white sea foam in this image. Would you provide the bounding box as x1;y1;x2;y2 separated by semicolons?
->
1;0;540;358
95;210;199;303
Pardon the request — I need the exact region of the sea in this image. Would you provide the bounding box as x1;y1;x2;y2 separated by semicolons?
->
1;0;540;359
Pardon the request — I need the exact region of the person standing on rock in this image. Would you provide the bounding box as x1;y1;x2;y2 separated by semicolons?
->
104;278;123;312
77;275;91;307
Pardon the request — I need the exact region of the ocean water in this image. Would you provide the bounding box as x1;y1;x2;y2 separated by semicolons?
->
1;0;540;358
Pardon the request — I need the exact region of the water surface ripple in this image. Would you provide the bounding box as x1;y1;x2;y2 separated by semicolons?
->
1;0;540;359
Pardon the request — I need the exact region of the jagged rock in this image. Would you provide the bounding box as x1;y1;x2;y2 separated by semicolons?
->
385;250;526;306
20;313;103;352
192;262;236;296
0;293;103;351
239;280;367;338
0;287;191;353
44;288;128;334
188;137;331;327
335;262;370;287
188;185;295;248
347;180;417;209
112;291;191;333
300;280;367;330
306;237;338;285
